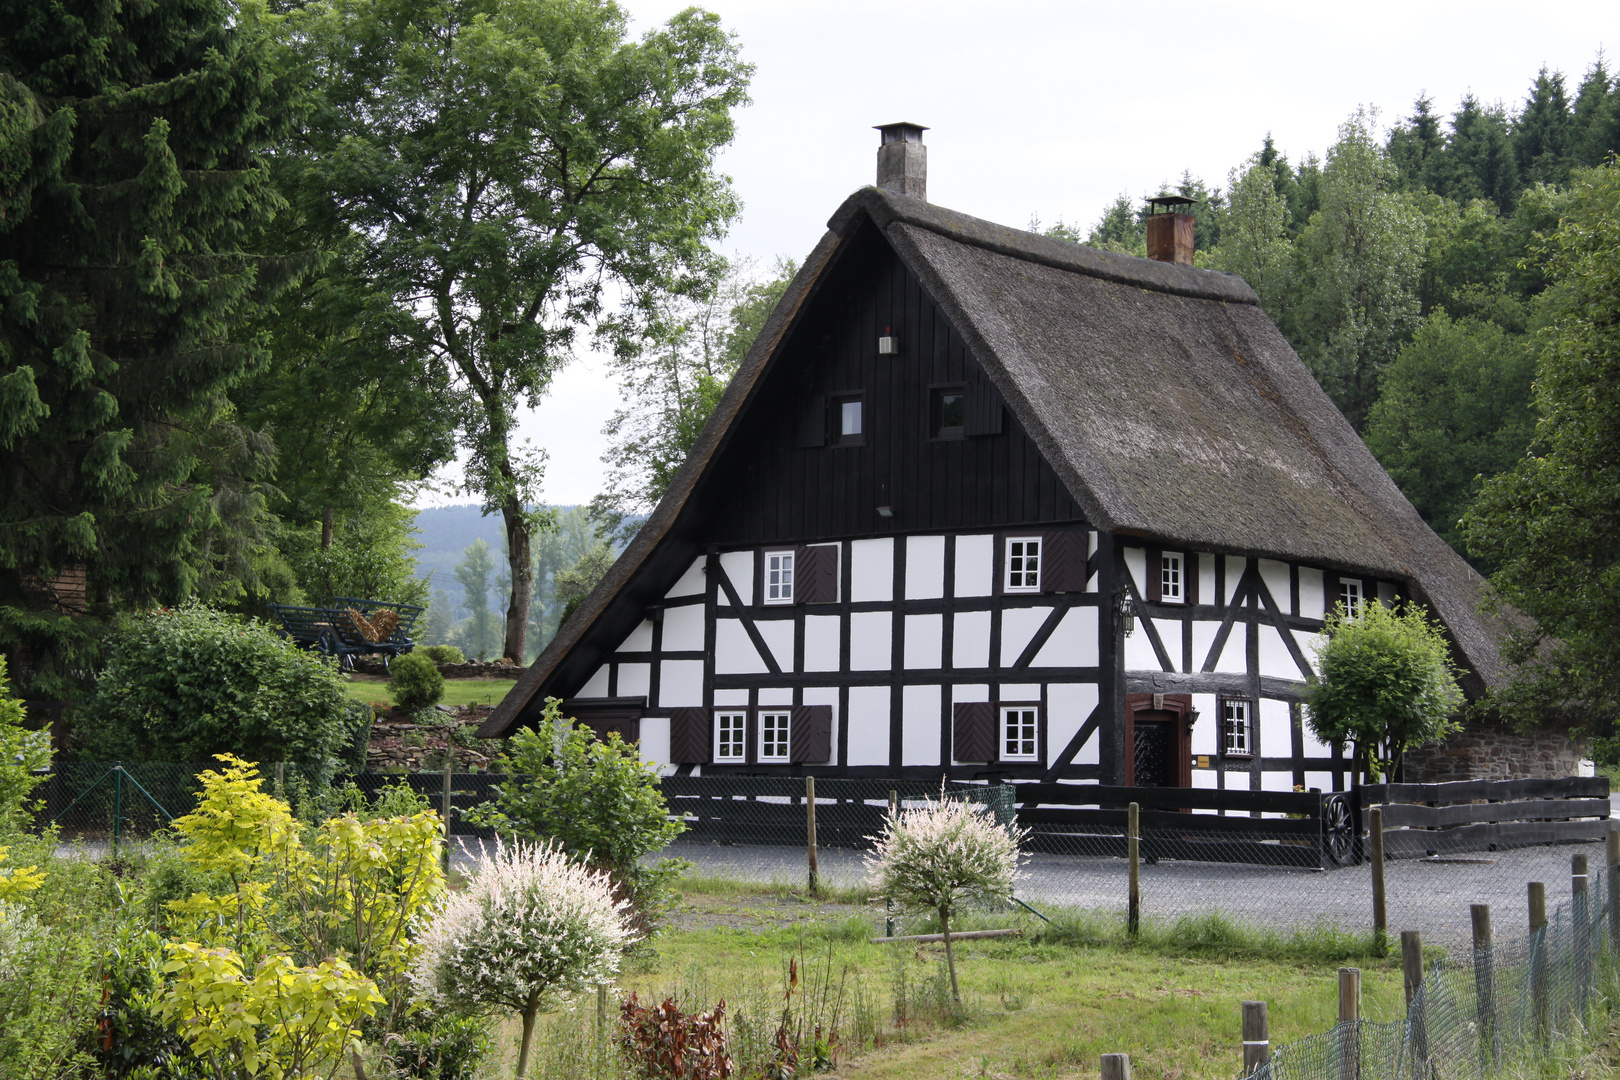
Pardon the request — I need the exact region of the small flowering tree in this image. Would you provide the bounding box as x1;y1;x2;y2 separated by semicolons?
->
864;797;1026;1003
410;841;636;1077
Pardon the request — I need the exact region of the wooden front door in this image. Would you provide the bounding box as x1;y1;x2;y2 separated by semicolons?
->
1124;694;1193;787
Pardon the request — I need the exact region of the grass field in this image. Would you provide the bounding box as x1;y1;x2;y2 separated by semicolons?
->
491;879;1420;1080
341;674;515;710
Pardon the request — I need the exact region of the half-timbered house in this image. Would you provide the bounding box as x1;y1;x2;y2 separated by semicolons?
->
477;123;1508;793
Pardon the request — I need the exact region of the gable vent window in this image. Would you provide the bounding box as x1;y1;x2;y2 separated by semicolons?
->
1221;698;1252;757
832;394;864;446
1338;579;1362;618
1005;538;1041;592
931;385;966;440
765;550;795;605
714;711;747;763
1161;553;1185;604
1000;706;1038;761
759;710;791;761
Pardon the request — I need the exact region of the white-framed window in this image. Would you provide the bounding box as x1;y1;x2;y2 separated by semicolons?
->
714;711;747;763
1338;578;1362;618
1161;553;1185;603
765;550;795;605
1005;537;1041;592
1000;706;1038;761
1221;698;1252;757
759;710;791;761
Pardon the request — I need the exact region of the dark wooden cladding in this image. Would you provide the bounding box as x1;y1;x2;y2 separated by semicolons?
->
952;702;995;763
1378;798;1609;831
1360;776;1609;807
705;223;1082;545
794;545;838;604
1013;783;1327;816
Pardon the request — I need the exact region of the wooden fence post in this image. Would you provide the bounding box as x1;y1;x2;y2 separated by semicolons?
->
1608;828;1620;951
275;762;286;799
1100;1053;1131;1080
1241;1000;1270;1075
1472;903;1497;1062
1338;967;1360;1080
1401;930;1427;1065
1574;853;1591;1014
1529;881;1548;1040
1369;807;1386;949
885;789;898;937
1128;802;1141;936
806;775;819;895
440;756;453;874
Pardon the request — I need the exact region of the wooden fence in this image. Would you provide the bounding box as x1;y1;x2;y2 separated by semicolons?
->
1359;776;1611;857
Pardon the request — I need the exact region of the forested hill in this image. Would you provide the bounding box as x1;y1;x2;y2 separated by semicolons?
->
411;505;518;591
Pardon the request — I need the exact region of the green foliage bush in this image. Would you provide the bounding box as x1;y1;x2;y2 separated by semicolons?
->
83;607;362;785
0;658;51;830
390;653;445;712
0;900;100;1078
420;645;466;665
383;1011;492;1080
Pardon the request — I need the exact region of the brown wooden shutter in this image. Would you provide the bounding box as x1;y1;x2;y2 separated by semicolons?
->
669;708;711;764
1040;531;1086;593
790;705;832;763
1146;548;1162;602
795;396;826;447
963;379;1004;436
952;702;996;762
795;545;838;604
1185;553;1199;605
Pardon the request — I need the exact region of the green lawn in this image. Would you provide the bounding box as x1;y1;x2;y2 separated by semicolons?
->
341;674;516;710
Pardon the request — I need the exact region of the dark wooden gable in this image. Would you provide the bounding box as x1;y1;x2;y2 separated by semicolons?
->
701;221;1083;543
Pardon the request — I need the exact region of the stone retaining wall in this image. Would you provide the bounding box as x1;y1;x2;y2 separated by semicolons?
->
1404;720;1586;782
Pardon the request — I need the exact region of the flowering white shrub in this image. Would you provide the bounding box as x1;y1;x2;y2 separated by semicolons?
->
411;841;635;1077
864;797;1026;1002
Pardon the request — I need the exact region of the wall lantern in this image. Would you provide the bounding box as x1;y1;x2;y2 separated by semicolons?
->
1115;591;1136;637
876;505;894;519
878;326;899;355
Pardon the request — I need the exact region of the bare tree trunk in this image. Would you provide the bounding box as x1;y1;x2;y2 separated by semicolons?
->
940;906;960;1003
502;493;532;664
321;505;334;550
516;1004;538;1079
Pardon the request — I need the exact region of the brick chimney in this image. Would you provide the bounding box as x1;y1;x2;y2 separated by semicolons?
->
875;122;928;201
1145;195;1196;264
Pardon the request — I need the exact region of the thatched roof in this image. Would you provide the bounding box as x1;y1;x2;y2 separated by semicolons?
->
480;187;1500;737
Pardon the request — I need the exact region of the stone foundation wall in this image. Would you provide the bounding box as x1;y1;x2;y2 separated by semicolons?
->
1403;720;1586;782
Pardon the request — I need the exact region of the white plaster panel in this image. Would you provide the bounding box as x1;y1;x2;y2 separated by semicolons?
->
1298;568;1325;618
1304;772;1337;793
1046;682;1098;763
1225;556;1247;603
999;606;1048;668
1123;547;1146;596
617;663;650;698
666;557;706;600
905;535;946;600
715;619;767;674
1215;622;1247;674
579;666;610;698
758;686;793;707
953;534;993;597
1191;620;1220;673
952;684;990;704
662;604;705;652
1190;694;1220;754
804;616;841;672
904;613;943;669
1258;559;1291;612
1032;606;1100;668
620;620;654;652
1292;630;1323;676
1258;624;1302;679
1150;618;1181;671
717;550;753;605
846;685;890;766
713;688;748;706
1191;769;1219;789
756;620;795;671
1259;698;1293;759
1299;719;1332;754
1261;770;1297;792
952;611;991;669
1000;683;1040;701
658;661;703;707
638;716;670;769
849;612;893;670
901;684;942;766
1123;624;1161;671
850;538;894;602
1199;554;1217;603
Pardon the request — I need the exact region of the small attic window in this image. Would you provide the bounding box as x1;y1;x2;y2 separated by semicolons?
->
832;394;864;446
1338;579;1362;618
1160;553;1184;604
931;385;966;439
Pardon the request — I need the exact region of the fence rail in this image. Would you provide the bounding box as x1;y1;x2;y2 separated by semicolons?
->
1361;775;1611;858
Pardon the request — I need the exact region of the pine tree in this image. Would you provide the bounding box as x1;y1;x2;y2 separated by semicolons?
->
0;0;300;694
1570;54;1619;167
1512;67;1574;187
1388;95;1445;190
1432;95;1520;210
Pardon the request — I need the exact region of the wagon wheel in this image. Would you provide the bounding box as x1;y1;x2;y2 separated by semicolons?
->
1322;794;1358;866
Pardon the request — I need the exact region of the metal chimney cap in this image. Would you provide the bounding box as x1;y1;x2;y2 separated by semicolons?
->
875;122;929;145
1146;195;1198;215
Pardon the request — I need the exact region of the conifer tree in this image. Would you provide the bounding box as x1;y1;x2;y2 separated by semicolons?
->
0;0;300;693
1513;67;1574;187
1570;56;1620;168
1388;95;1445;190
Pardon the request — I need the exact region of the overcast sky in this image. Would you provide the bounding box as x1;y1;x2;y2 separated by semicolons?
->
421;0;1614;508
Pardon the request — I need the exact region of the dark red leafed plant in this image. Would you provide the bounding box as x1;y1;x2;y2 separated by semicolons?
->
619;992;734;1080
